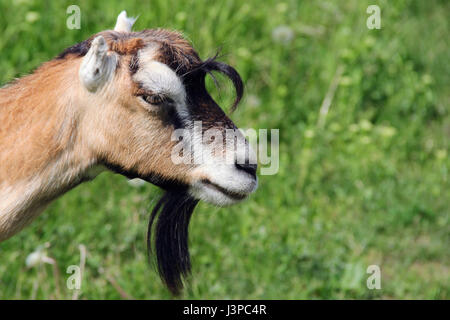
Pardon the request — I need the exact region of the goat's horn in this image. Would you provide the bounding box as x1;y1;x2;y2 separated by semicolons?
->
114;10;137;32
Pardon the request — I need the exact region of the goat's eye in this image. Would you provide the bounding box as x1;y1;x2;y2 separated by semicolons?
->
140;94;173;106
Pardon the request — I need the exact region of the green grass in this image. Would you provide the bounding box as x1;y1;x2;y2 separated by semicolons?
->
0;0;448;299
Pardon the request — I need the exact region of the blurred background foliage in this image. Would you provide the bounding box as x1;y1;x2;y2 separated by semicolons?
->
0;0;448;299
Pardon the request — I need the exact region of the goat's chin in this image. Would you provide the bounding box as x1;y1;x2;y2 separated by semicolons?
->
187;176;258;207
188;183;249;207
145;170;256;295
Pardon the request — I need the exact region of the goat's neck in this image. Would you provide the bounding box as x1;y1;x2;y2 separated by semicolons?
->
0;58;98;241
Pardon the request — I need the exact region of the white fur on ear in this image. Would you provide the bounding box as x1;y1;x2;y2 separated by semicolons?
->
79;36;117;92
114;10;137;32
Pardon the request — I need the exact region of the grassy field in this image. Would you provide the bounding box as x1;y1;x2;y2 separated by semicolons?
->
0;0;448;299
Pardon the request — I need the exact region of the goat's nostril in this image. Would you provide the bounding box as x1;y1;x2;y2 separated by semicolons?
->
235;162;257;177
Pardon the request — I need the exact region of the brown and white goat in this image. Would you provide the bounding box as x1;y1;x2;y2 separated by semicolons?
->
0;12;257;293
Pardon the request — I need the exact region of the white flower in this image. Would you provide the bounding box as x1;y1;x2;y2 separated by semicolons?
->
127;178;147;188
26;250;46;267
25;11;40;23
272;25;294;45
26;243;52;267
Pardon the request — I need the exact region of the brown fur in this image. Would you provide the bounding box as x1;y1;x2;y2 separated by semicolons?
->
0;31;198;240
109;37;145;55
0;28;243;241
0;59;82;184
0;30;203;185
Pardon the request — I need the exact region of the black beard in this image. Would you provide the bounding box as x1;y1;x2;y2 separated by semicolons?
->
147;189;199;295
101;160;198;294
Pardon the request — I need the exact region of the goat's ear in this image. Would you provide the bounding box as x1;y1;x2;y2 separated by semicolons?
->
79;36;117;92
114;10;137;32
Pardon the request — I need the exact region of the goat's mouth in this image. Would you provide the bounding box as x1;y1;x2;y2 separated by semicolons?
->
187;175;257;207
200;179;248;201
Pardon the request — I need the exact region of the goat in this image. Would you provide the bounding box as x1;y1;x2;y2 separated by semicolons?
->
0;11;257;294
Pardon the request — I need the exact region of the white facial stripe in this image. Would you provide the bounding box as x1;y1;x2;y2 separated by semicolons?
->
133;48;191;125
133;59;186;104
